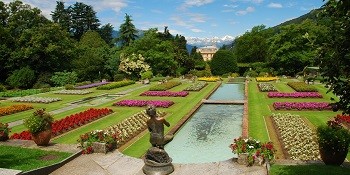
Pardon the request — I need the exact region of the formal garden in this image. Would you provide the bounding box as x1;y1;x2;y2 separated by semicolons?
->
0;76;350;174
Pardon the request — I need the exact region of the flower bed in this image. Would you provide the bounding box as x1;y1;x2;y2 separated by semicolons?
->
268;92;322;98
78;110;165;153
0;104;33;116
256;77;278;82
12;97;61;103
183;82;207;91
271;113;319;161
149;81;181;91
0;89;43;97
113;100;174;108
287;82;318;92
75;81;110;89
198;77;221;82
10;108;113;140
258;83;277;92
140;91;188;97
96;80;135;90
273;102;331;110
53;90;92;95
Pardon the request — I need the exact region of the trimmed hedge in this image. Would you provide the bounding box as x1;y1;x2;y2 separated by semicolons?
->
149;81;181;91
287;82;318;92
96;80;135;90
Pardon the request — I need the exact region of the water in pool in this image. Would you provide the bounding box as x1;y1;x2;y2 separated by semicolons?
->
165;104;243;163
208;83;244;101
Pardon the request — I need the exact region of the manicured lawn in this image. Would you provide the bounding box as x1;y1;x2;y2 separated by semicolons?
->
0;145;72;171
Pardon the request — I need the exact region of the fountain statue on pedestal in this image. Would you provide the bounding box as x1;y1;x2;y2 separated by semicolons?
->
143;105;174;175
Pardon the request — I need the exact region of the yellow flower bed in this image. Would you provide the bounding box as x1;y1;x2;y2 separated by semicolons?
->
198;77;221;82
256;77;278;82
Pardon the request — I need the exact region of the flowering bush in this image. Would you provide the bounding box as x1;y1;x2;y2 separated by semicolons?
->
183;82;207;91
317;118;350;156
268;92;322;98
24;109;54;134
287;82;318;92
229;137;275;166
140;91;189;97
12;97;61;103
258;83;277;92
78;130;120;154
113;100;174;108
0;104;33;116
271;113;319;160
273;102;331;110
118;53;150;77
256;77;278;82
0;122;10;141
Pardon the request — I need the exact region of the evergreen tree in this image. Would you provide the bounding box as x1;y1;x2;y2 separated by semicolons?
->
98;23;114;46
51;1;70;32
118;13;137;47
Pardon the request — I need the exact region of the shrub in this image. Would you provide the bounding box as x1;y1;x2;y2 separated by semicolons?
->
96;80;135;90
231;73;240;77
50;71;78;87
6;66;36;89
114;74;125;81
210;50;238;75
140;71;153;80
149;81;181;91
0;85;6;92
65;84;75;90
244;70;258;77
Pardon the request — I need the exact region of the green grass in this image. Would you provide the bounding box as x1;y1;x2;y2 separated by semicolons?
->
270;164;350;175
0;145;72;171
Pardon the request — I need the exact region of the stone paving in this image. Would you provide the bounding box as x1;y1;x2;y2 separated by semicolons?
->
50;151;267;175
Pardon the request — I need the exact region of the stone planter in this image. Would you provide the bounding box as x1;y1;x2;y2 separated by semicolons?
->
83;142;117;153
319;146;348;166
32;129;52;146
237;153;249;165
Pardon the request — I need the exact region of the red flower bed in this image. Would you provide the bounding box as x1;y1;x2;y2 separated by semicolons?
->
10;108;113;140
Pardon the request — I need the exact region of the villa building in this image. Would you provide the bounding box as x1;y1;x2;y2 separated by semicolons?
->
196;45;218;61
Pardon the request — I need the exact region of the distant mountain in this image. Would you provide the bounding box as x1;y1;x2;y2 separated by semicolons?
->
272;8;321;30
186;35;235;48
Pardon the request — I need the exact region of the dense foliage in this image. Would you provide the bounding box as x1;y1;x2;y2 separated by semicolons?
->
210;50;238;75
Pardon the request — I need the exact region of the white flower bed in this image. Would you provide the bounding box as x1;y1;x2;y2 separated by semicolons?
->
12;96;62;103
54;90;92;95
271;113;320;161
104;110;165;145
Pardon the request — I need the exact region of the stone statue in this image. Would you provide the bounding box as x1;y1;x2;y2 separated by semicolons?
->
146;105;173;149
143;105;174;175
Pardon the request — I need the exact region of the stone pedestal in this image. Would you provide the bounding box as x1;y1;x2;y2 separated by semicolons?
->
142;147;174;175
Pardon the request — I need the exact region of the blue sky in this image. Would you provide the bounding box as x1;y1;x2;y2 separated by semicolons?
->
5;0;325;38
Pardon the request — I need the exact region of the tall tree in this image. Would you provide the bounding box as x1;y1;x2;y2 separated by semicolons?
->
210;50;238;75
51;1;70;32
118;13;137;47
317;0;350;114
98;23;114;46
68;2;100;40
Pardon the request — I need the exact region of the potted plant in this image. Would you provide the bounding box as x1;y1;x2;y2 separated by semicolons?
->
24;108;54;146
229;136;275;166
78;130;120;154
0;122;10;141
317;118;350;165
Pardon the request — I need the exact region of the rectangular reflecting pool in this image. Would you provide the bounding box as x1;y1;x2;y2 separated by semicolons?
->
165;104;243;163
208;83;244;100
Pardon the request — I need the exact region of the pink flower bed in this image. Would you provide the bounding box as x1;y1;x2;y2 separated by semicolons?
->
273;102;332;110
113;100;174;108
268;92;322;98
140;91;189;97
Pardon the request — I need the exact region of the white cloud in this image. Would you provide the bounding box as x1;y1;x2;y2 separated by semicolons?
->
170;16;193;28
180;0;214;10
188;13;206;23
236;6;255;15
3;0;129;19
231;0;263;4
268;3;283;8
191;28;204;33
151;9;163;14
